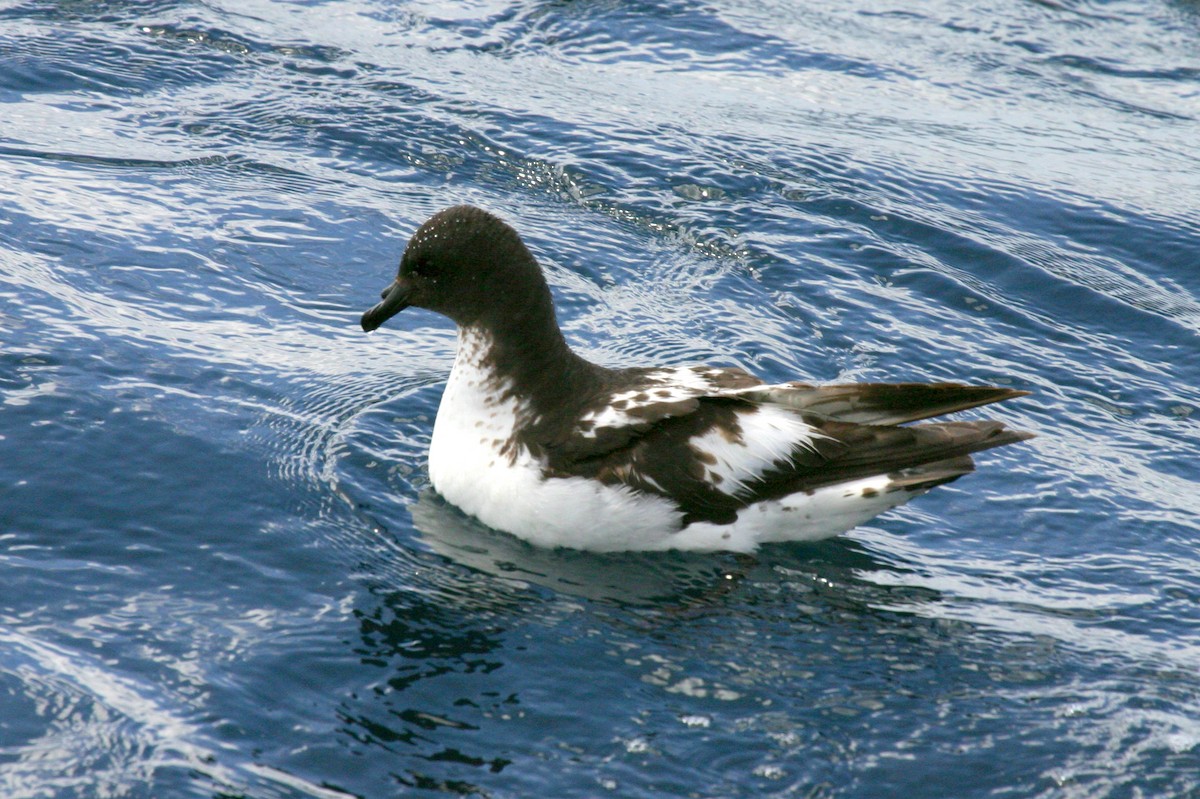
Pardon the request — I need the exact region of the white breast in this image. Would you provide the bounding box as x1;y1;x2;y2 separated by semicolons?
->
428;329;681;551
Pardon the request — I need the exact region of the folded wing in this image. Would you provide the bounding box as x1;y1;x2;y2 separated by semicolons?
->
541;368;1033;527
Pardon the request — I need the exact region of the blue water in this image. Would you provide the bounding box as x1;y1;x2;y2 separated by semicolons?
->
2;0;1199;796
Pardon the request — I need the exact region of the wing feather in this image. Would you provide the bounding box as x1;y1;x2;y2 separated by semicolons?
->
734;382;1031;425
541;367;1033;527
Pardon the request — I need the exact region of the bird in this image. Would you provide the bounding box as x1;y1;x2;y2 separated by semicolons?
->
361;205;1034;553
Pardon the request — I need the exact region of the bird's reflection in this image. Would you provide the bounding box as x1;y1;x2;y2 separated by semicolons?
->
406;489;921;610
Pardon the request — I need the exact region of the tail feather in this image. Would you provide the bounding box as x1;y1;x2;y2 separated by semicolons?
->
758;419;1035;499
885;455;977;493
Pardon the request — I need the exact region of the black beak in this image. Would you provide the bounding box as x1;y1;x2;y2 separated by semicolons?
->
361;277;413;332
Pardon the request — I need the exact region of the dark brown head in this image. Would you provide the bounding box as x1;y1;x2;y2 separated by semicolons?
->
361;205;551;332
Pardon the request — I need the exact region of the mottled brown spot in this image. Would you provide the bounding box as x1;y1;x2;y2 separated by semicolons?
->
696;367;761;390
596;463;632;483
693;449;718;465
862;487;879;498
707;470;724;484
497;437;522;465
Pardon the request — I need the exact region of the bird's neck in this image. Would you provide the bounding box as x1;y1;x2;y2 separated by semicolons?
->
452;307;606;419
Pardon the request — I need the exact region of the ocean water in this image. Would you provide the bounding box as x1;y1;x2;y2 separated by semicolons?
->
2;0;1199;796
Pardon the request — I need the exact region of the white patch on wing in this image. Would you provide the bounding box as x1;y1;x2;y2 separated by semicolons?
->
576;372;681;435
576;366;764;437
687;405;826;497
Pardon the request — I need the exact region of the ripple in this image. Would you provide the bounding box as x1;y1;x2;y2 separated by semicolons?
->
0;624;216;798
2;0;1200;797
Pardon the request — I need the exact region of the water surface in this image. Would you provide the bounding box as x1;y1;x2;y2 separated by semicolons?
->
2;0;1199;796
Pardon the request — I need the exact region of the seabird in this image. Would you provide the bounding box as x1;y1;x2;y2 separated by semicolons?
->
361;205;1033;552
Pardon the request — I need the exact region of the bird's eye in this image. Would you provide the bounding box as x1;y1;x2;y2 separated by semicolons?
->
407;256;434;277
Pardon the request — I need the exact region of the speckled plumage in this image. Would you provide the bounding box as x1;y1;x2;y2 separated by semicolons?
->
361;205;1034;552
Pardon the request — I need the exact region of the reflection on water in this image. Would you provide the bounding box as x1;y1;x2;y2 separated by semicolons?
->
410;489;750;607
